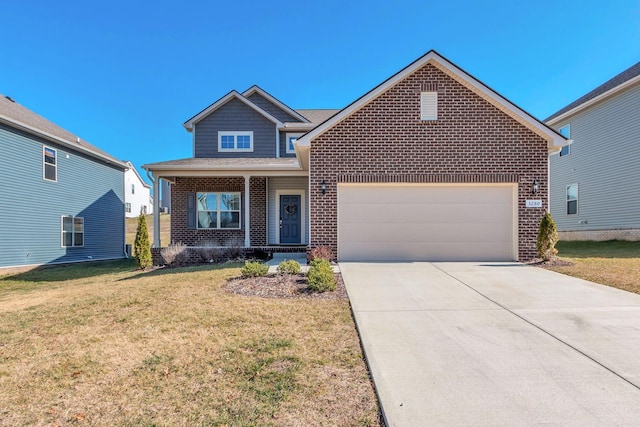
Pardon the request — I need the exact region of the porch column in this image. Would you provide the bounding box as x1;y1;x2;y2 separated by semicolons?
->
244;175;250;247
152;174;161;247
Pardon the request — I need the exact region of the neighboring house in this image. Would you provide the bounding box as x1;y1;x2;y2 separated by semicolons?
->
0;94;128;268
123;161;151;217
546;61;640;241
143;50;565;261
160;178;171;213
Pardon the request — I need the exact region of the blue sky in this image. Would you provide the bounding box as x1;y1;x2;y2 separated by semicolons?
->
2;0;639;185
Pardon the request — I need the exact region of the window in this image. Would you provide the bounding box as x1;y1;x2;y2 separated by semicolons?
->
286;133;303;154
420;91;438;120
566;184;578;215
43;146;57;181
197;192;241;229
218;131;254;152
559;125;571;156
131;184;135;194
125;202;131;213
61;216;84;247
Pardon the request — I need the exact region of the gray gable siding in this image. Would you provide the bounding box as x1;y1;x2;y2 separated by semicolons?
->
279;132;297;158
0;123;125;268
194;98;277;158
247;92;300;123
549;83;640;232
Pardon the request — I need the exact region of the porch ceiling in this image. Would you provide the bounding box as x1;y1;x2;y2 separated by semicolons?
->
142;157;308;177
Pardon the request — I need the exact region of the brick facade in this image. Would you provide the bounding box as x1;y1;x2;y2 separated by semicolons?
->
309;63;548;261
170;176;267;246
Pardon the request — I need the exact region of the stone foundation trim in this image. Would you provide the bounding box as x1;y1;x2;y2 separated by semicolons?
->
558;228;640;242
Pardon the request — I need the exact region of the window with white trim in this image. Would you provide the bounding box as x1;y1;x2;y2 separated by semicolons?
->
566;184;578;215
218;131;254;152
125;202;132;213
43;146;57;181
197;192;241;229
420;91;438;120
559;125;571;156
286;132;303;154
61;215;84;247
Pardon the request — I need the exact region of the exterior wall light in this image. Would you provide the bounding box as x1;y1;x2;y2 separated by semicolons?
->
321;180;327;195
532;179;539;195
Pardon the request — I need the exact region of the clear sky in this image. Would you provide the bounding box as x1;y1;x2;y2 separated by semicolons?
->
2;0;639;185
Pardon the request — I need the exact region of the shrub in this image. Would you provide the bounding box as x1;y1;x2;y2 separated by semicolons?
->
197;245;225;264
307;259;336;292
277;259;301;275
241;261;268;277
309;245;333;262
225;238;244;260
161;242;188;267
134;213;152;270
537;211;559;261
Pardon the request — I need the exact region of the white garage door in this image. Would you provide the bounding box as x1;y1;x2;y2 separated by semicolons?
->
338;184;517;262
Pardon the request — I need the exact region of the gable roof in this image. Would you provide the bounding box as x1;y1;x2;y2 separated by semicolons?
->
545;60;640;124
124;161;151;188
242;85;310;123
295;109;340;125
296;50;566;151
183;90;284;131
0;94;127;168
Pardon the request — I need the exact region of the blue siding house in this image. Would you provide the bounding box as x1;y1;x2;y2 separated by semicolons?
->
0;94;128;268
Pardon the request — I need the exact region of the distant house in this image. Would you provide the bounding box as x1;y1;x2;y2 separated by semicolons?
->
124;161;151;217
160;178;171;213
144;50;565;261
546;60;640;241
0;94;128;268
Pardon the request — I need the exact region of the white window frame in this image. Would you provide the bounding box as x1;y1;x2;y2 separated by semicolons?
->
420;91;438;121
286;132;303;154
566;183;578;215
218;131;254;152
196;192;242;229
61;215;84;247
559;125;571;156
43;145;57;182
125;202;132;213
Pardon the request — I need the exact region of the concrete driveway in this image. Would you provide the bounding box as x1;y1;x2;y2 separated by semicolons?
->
340;262;640;426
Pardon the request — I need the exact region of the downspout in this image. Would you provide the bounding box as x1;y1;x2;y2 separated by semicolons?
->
146;170;161;248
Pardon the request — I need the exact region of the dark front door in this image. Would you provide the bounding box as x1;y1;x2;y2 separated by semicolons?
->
280;195;301;244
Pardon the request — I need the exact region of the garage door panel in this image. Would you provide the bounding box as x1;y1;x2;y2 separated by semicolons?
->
338;184;516;262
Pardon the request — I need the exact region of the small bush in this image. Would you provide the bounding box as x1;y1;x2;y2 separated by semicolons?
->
225;238;244;260
134;213;152;270
307;259;336;292
197;245;225;264
277;259;301;275
241;261;269;278
309;245;333;262
161;242;188;267
537;211;559;261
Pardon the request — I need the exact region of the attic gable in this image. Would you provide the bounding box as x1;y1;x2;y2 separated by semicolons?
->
242;86;309;123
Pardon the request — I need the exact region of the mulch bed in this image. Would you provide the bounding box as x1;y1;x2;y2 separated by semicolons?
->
526;257;574;268
225;273;348;300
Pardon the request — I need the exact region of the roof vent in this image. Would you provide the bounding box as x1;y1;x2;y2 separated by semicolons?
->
4;96;15;103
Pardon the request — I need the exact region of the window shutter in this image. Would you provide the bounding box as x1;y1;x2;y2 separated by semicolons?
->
420;91;438;120
186;192;196;229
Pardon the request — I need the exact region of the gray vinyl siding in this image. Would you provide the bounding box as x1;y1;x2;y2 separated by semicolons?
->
549;82;640;232
247;93;301;123
279;132;298;158
194;98;277;158
0;123;125;268
267;177;309;244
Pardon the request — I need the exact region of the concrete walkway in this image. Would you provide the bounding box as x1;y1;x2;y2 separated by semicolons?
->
340;262;640;426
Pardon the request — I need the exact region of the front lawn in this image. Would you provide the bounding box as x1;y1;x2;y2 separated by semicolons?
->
0;260;380;426
544;240;640;294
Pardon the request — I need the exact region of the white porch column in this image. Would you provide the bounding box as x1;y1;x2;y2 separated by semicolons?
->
152;174;161;248
244;175;251;247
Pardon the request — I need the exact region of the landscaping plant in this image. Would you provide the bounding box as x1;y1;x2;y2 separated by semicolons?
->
241;261;269;277
161;242;188;267
133;213;152;269
307;259;336;292
537;211;559;261
276;259;301;275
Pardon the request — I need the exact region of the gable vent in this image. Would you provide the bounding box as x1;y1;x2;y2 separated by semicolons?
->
420;91;438;120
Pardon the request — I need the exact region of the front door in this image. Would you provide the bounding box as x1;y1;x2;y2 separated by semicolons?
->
280;195;301;244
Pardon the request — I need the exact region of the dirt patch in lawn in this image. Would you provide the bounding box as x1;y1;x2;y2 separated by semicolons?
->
225;273;347;300
527;257;575;268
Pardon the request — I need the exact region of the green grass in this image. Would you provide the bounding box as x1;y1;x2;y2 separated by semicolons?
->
0;261;380;426
546;240;640;294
